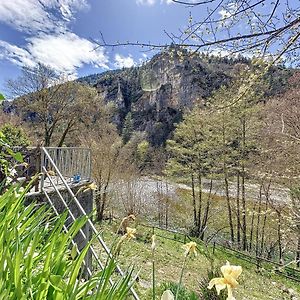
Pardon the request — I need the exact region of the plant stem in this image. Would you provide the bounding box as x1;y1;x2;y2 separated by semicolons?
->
152;251;155;300
175;255;187;300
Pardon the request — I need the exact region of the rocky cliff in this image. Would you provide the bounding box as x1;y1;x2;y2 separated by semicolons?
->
79;47;291;145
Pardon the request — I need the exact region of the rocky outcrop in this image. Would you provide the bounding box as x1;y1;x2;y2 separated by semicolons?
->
79;47;291;146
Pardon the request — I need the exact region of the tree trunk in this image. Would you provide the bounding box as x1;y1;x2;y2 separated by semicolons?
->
255;182;263;257
224;167;235;243
197;171;202;236
191;173;197;227
296;230;300;268
241;167;247;250
57;120;74;147
236;170;241;248
260;194;269;256
200;178;213;240
249;203;256;252
241;118;247;251
260;180;271;256
277;210;284;265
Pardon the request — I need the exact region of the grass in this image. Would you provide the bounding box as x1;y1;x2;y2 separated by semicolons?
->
96;221;300;300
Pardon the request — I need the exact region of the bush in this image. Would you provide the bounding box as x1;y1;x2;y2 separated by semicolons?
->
0;183;135;299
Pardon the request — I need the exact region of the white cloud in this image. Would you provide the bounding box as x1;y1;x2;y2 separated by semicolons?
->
136;0;156;5
218;2;238;20
0;33;109;76
114;54;135;68
0;0;109;77
0;0;88;33
0;41;35;68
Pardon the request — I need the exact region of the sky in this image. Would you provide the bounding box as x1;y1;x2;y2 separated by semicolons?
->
0;1;297;96
0;0;198;95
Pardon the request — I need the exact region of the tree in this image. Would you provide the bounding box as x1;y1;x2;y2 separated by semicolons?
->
97;1;300;68
7;63;100;147
166;105;215;239
122;112;134;144
80;109;123;222
260;72;300;262
0;124;30;147
290;188;300;267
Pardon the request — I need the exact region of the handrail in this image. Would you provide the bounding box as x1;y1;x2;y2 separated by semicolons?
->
41;147;140;300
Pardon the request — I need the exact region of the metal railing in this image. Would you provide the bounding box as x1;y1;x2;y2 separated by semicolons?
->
40;147;140;300
41;147;91;190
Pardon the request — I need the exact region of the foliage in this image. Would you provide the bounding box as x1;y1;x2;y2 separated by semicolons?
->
0;123;30;147
8;64;101;147
0;129;24;187
0;184;135;299
161;282;198;300
199;269;227;300
122;112;134;144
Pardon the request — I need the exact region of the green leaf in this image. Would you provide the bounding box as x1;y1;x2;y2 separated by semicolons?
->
49;275;65;292
12;152;23;163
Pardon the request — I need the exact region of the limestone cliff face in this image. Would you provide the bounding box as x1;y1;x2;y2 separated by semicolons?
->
80;49;234;145
79;48;289;145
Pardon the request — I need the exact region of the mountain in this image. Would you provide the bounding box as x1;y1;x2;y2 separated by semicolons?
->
79;47;292;146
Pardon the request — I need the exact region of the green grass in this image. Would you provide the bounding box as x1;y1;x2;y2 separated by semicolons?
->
96;221;300;300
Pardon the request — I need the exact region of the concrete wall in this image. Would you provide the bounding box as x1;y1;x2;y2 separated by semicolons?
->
26;183;93;277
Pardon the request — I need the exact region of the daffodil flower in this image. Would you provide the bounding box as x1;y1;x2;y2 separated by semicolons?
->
82;182;97;192
161;290;174;300
208;261;242;300
124;227;136;240
75;182;97;195
182;241;197;257
151;234;156;251
47;170;56;176
87;182;97;190
115;227;137;255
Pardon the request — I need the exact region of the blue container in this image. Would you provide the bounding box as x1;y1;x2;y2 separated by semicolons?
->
73;173;81;183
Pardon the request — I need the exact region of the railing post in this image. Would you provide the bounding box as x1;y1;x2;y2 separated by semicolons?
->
40;148;45;192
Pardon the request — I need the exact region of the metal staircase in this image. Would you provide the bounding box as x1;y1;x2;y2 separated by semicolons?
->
40;147;140;299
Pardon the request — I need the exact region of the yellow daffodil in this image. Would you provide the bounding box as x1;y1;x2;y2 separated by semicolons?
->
82;182;97;192
117;214;136;233
161;290;174;300
125;227;136;240
151;234;156;251
115;227;137;255
75;182;97;195
182;241;197;257
47;170;56;176
208;261;242;300
86;182;97;190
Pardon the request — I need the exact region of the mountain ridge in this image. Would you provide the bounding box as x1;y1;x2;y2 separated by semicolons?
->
79;48;292;145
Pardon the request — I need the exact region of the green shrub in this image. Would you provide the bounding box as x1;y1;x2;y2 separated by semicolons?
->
1;123;30;147
0;183;135;299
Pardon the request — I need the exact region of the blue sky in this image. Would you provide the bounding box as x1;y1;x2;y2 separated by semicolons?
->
0;0;195;95
0;0;297;96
